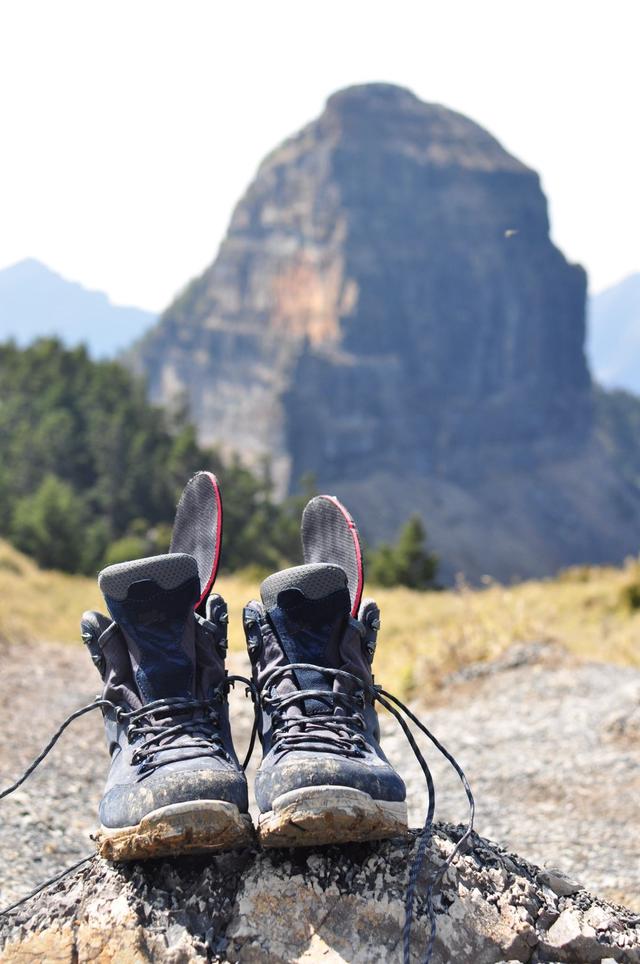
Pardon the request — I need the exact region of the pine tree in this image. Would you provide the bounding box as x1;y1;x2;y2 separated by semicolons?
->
368;515;437;589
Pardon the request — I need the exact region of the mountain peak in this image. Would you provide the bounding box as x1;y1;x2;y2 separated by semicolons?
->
131;86;640;581
326;82;420;110
0;257;51;279
316;82;527;174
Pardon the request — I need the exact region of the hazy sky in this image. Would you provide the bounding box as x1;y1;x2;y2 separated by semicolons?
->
0;1;637;312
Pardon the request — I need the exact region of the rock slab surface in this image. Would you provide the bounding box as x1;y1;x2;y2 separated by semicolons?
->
1;826;639;963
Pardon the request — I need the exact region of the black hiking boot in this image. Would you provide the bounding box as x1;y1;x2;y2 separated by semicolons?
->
243;561;408;847
83;552;253;860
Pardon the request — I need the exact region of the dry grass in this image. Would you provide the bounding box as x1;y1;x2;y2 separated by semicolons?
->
0;540;103;647
364;563;640;695
1;539;639;697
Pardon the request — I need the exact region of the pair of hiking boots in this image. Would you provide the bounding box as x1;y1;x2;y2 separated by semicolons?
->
82;475;408;860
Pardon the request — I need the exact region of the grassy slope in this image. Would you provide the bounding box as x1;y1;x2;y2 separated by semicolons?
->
1;539;639;696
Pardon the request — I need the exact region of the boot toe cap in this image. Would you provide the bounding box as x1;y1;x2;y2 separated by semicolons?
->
100;766;249;829
255;752;405;813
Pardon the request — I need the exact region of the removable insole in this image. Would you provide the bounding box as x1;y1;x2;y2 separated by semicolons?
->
301;494;364;616
170;471;222;613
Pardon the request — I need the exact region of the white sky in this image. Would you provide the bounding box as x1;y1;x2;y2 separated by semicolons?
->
0;0;637;312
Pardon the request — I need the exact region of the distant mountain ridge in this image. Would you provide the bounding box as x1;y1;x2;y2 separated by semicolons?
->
588;273;640;395
3;258;637;397
0;259;155;357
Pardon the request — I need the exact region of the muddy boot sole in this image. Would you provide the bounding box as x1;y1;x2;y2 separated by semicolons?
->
96;800;254;861
258;785;408;848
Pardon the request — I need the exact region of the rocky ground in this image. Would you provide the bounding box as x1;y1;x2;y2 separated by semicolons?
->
3;823;640;963
0;637;638;917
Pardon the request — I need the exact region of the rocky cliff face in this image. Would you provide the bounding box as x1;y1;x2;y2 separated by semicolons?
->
132;84;640;581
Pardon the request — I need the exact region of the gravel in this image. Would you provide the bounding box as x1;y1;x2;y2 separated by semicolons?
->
0;636;638;911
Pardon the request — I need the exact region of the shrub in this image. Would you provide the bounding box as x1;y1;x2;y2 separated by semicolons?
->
11;475;85;571
368;515;438;589
620;580;640;611
103;535;150;568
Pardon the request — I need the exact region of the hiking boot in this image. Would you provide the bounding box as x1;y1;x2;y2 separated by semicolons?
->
243;562;408;847
83;552;253;860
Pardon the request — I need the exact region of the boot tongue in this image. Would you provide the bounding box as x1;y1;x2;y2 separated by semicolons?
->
99;554;200;703
260;564;350;706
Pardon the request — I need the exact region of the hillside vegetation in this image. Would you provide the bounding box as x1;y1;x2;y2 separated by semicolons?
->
0;339;311;574
2;539;638;697
0;338;315;575
0;339;436;587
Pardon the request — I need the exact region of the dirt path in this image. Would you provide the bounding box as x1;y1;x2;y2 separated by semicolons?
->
1;638;638;911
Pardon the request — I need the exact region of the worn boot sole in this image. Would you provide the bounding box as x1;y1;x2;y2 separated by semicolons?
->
96;800;254;861
258;785;408;847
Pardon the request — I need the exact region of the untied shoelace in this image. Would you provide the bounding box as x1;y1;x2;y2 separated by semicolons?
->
0;667;474;964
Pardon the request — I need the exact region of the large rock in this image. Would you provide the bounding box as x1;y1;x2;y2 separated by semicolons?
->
2;826;639;963
131;83;640;582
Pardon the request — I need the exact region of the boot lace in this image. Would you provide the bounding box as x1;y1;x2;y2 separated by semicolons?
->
262;665;368;758
0;675;257;914
123;693;228;774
